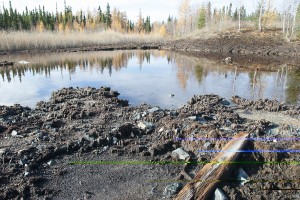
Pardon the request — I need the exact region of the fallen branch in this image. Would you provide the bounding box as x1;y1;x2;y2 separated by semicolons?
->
174;132;249;200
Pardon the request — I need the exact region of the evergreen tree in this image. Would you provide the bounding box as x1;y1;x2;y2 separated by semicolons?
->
144;16;151;33
233;8;238;21
197;6;206;29
228;3;232;17
105;3;112;28
207;2;212;20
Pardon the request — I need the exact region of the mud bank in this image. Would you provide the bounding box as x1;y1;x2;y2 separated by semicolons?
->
0;87;299;199
2;31;300;68
162;32;300;67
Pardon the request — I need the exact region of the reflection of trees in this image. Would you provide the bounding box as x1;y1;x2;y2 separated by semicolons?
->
194;64;203;83
286;69;300;104
172;54;209;89
174;54;193;89
248;69;267;100
0;51;139;83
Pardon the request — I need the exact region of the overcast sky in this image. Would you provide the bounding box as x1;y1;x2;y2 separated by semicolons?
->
4;0;284;22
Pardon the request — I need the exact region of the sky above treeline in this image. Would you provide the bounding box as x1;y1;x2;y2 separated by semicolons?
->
4;0;284;22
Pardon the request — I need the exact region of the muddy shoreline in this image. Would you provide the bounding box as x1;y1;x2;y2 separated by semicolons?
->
1;32;300;68
1;86;299;199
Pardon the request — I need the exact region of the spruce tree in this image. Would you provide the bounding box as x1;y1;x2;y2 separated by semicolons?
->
144;16;151;33
105;3;112;28
197;6;206;29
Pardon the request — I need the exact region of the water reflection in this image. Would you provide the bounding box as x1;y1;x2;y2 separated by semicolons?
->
0;50;299;108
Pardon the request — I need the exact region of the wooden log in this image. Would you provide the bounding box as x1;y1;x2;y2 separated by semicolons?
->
0;61;14;66
174;132;249;200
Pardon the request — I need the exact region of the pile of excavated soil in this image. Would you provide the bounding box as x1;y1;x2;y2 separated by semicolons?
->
162;31;300;68
0;87;299;199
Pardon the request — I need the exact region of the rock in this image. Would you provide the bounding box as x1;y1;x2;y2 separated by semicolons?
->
84;134;96;142
224;57;233;64
19;159;28;166
158;127;164;133
188;116;198;121
237;168;250;185
204;142;212;149
37;131;49;141
132;113;141;120
164;182;183;197
36;144;48;151
0;148;7;156
117;123;133;138
169;110;178;116
137;121;154;131
220;99;230;106
214;188;228;200
11;130;18;136
171;147;190;160
148;107;160;113
112;137;118;145
149;187;158;195
47;159;57;166
208;130;220;138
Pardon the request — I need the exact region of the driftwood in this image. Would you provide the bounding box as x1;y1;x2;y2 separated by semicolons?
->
174;132;249;200
0;61;14;66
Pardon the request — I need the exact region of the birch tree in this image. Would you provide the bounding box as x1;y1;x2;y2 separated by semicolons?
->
178;0;191;35
238;0;244;32
258;0;265;32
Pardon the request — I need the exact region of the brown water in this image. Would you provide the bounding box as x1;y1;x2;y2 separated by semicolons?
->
0;50;299;108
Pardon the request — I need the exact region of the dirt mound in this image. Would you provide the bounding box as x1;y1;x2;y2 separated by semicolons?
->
163;31;300;68
0;87;299;199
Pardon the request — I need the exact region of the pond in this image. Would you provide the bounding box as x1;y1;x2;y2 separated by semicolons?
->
0;50;299;109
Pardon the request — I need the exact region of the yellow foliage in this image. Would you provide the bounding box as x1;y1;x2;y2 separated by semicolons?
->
91;21;96;30
159;25;166;36
38;21;45;32
263;11;278;28
58;23;64;32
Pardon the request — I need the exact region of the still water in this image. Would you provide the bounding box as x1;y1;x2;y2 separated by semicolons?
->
0;50;299;109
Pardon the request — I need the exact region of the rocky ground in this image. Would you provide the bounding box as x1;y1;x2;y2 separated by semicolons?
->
0;86;300;199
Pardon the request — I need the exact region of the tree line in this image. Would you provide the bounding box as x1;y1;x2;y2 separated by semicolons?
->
0;1;153;33
169;0;300;39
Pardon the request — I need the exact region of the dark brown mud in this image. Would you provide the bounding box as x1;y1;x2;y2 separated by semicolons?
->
162;31;300;68
0;87;299;199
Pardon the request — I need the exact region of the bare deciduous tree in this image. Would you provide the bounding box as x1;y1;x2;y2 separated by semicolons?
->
178;0;192;35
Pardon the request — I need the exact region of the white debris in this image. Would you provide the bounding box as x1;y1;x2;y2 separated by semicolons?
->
19;60;31;64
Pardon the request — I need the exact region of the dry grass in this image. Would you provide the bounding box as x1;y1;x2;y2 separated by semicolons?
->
182;20;259;40
0;30;166;52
